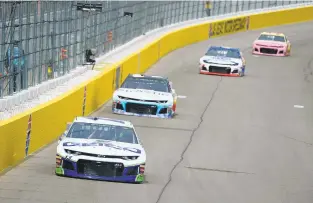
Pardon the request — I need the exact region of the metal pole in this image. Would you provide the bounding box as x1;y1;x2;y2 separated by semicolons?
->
52;1;57;78
38;0;44;83
72;1;78;69
8;3;16;95
17;1;23;92
79;7;84;65
33;1;38;86
0;2;6;98
64;2;69;74
142;1;148;34
59;2;64;76
25;2;30;89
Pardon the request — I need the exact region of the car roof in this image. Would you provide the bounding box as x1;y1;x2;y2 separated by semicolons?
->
73;117;134;128
209;46;241;52
260;32;285;37
128;74;168;80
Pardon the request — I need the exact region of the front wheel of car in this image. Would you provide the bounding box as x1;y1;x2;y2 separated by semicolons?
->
240;68;245;77
286;47;291;56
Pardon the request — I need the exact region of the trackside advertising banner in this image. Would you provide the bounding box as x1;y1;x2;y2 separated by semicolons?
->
209;16;250;38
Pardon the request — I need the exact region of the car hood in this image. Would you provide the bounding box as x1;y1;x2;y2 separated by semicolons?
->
60;138;144;156
254;40;287;47
114;88;173;101
200;55;242;65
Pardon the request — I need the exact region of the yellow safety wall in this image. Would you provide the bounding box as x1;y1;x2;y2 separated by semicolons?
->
139;41;160;74
84;66;116;115
119;53;139;82
29;87;84;153
249;6;313;30
159;23;210;58
0;115;28;171
208;16;250;38
0;5;313;173
0;86;84;172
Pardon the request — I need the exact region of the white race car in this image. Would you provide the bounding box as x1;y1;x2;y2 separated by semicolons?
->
112;74;177;118
56;116;146;183
199;46;246;77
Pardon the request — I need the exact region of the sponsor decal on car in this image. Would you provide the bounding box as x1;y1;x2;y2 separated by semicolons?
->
63;141;142;154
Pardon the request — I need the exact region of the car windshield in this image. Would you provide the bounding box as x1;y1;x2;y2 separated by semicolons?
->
66;122;138;144
258;34;285;42
205;47;241;58
120;77;169;92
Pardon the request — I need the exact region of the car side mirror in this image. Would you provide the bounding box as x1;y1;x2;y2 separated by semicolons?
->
169;81;173;88
58;129;69;143
58;135;63;142
66;122;72;130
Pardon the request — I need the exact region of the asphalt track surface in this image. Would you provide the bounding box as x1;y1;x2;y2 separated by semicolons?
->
1;21;313;203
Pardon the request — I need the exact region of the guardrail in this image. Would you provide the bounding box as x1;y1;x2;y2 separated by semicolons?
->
0;4;313;174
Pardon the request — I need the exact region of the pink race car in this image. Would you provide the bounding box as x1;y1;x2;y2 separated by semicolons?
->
252;32;291;56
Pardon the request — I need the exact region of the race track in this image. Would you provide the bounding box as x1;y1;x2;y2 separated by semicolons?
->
1;21;313;203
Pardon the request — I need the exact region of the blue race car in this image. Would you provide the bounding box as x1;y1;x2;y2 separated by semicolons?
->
199;46;246;77
112;74;177;118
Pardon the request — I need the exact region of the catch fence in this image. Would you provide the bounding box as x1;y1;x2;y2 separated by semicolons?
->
0;0;309;98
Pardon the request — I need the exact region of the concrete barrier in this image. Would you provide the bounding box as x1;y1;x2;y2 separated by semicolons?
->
1;5;313;173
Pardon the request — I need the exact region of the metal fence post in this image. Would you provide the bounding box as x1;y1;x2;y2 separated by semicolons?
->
143;1;148;35
38;1;44;84
236;0;239;12
0;2;6;98
25;2;30;88
8;4;15;95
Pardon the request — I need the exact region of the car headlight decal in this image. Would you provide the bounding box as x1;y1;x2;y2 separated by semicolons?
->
117;96;128;100
122;156;138;160
65;149;82;155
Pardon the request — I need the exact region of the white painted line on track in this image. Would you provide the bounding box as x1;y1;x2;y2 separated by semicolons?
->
177;95;187;99
294;105;304;108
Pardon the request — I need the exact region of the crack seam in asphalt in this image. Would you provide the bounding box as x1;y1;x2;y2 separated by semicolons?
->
304;57;313;83
251;124;313;147
185;166;255;175
280;134;313;146
155;77;223;203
